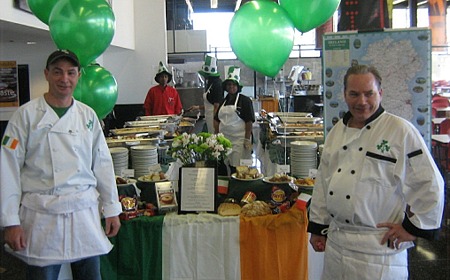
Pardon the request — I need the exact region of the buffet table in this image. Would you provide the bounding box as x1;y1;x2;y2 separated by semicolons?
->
100;207;324;280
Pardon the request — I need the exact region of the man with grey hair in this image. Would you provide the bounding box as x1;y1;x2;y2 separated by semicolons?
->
308;64;444;279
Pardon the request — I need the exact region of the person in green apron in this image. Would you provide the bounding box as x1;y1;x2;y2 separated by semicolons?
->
187;55;223;133
214;66;255;175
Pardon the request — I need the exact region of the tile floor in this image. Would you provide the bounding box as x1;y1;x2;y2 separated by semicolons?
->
1;194;449;280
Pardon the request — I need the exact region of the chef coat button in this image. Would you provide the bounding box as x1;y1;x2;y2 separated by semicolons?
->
359;147;363;151
343;146;347;150
337;168;341;172
345;219;350;223
330;214;334;217
351;170;355;174
366;126;371;129
329;191;334;195
346;195;351;199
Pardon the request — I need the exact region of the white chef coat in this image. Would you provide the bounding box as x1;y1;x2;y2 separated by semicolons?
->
203;84;215;133
0;96;122;266
309;110;444;279
218;94;251;166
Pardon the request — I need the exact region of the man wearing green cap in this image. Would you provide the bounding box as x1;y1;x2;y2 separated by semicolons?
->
144;61;183;116
0;50;121;279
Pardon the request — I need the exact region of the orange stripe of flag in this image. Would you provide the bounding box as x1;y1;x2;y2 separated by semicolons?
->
10;139;19;149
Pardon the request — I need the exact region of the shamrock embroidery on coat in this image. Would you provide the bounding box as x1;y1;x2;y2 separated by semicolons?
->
86;119;94;131
377;140;390;153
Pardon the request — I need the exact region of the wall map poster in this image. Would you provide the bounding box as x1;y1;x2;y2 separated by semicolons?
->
322;28;432;147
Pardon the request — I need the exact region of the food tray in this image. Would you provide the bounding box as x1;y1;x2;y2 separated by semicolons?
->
106;137;160;147
278;116;322;124
136;115;178;121
269;112;312;118
124;120;165;127
110;127;161;135
275;124;323;134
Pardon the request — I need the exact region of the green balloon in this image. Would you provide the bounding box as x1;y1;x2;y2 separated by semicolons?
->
229;1;294;77
279;0;340;33
73;64;118;120
48;0;115;67
27;0;59;25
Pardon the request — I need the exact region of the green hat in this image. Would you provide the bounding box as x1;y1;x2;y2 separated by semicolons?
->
198;55;220;77
222;65;242;87
155;61;172;83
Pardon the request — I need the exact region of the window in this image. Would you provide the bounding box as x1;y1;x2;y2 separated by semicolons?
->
191;12;321;59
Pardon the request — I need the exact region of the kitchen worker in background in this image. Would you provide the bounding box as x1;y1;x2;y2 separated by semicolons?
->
308;64;444;279
187;55;223;133
0;50;122;279
214;66;255;176
144;61;183;116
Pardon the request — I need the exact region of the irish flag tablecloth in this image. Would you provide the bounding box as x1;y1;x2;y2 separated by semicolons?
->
101;206;309;280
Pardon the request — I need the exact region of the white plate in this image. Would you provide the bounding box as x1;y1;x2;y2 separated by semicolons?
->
295;184;314;189
116;177;137;187
138;176;168;183
231;173;264;181
263;176;293;184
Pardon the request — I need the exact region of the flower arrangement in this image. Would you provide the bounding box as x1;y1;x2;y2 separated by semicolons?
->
168;132;232;166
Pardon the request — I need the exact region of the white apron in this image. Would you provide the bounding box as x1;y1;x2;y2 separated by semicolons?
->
218;94;251;166
8;188;113;267
203;84;215;133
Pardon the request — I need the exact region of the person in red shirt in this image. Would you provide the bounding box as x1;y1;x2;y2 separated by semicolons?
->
143;61;183;116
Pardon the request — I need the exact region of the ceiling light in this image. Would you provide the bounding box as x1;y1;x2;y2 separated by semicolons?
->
211;0;218;9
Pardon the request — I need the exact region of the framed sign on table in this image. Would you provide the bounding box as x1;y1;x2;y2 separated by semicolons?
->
178;166;218;214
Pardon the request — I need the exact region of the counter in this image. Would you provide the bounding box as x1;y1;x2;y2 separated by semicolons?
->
100;207;324;280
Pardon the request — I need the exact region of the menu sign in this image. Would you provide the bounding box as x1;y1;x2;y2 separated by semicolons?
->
0;61;19;108
179;167;217;213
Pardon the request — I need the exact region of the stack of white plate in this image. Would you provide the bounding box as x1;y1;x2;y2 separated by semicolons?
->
130;145;158;178
290;141;318;178
110;147;129;176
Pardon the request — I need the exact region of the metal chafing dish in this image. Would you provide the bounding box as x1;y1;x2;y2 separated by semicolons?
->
273;135;323;148
124;120;164;127
110;126;162;136
106;136;160;148
269;112;312;118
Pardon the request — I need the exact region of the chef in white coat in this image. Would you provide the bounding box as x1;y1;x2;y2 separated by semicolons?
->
188;55;223;133
0;50;121;279
308;64;444;279
214;66;254;175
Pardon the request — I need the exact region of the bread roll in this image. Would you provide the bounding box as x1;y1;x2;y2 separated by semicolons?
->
218;203;242;216
240;201;272;217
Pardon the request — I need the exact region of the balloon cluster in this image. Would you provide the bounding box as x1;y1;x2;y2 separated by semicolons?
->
28;0;118;119
229;0;340;77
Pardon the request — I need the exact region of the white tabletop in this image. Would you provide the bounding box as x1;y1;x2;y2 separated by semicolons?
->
432;118;447;125
436;107;450;112
432;134;450;144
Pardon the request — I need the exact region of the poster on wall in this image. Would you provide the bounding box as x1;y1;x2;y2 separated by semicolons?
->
0;61;19;109
322;28;432;147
